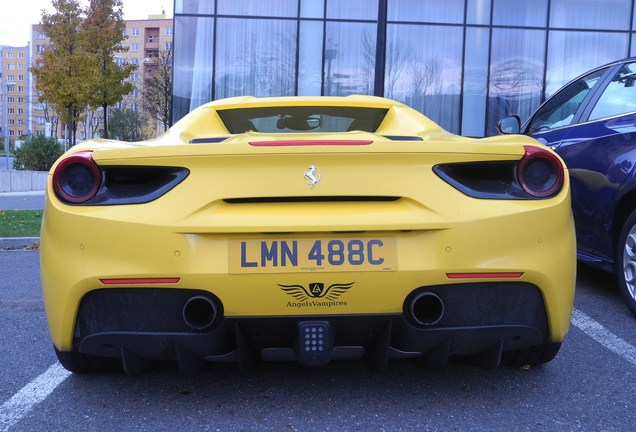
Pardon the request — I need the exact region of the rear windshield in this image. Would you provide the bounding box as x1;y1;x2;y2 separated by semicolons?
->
217;106;388;134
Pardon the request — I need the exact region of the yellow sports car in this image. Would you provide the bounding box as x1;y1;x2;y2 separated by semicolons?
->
41;96;576;376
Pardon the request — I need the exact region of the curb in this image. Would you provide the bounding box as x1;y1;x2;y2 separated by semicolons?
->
0;237;40;250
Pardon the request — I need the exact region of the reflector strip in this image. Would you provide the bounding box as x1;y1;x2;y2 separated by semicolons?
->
249;140;373;147
446;272;523;279
100;278;180;285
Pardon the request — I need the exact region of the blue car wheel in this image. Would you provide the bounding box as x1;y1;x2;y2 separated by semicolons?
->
617;210;636;316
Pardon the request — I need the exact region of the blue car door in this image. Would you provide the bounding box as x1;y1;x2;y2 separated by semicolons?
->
553;62;636;256
554;113;636;255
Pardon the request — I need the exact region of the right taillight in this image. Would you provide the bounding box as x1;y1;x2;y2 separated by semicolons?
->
516;146;564;198
52;151;101;204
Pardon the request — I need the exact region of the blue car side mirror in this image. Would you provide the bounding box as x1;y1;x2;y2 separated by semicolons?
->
497;116;521;134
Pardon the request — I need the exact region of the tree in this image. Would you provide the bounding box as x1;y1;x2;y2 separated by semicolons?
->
30;0;93;147
141;50;173;132
108;107;150;142
82;0;136;139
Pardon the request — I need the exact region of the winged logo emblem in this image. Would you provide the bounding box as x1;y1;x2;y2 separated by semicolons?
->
279;282;354;302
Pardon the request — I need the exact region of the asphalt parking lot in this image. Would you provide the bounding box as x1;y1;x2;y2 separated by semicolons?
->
0;250;634;431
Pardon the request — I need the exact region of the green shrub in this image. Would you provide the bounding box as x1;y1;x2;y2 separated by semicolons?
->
12;135;64;171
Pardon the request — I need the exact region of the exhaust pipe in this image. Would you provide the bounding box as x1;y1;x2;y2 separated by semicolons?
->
409;291;444;326
182;296;218;330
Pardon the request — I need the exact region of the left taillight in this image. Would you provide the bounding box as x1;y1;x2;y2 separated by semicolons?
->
516;146;564;198
52;151;101;204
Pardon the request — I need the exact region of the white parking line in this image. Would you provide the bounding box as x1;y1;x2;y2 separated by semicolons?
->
0;363;70;432
571;308;636;367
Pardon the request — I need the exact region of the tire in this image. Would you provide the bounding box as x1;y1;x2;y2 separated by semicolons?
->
615;210;636;316
54;346;123;374
500;342;562;367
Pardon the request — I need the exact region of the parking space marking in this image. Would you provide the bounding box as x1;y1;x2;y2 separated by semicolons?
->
0;363;70;432
0;309;632;431
571;308;636;367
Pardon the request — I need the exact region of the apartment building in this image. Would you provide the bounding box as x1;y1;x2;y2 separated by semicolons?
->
117;15;174;135
1;45;29;150
29;13;173;141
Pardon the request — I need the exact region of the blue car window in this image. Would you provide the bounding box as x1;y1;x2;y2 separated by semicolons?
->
527;67;607;134
589;62;636;121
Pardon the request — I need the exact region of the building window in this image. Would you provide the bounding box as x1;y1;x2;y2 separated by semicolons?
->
550;0;631;30
385;23;463;132
131;43;139;52
132;28;140;36
37;45;45;53
131;58;139;65
387;0;463;23
486;28;546;135
492;0;547;27
217;0;298;17
7;74;14;81
18;75;24;81
37;32;46;40
173;0;636;136
7;64;15;70
546;31;628;96
165;27;173;36
7;52;14;59
164;42;173;51
215;18;297;100
324;22;376;96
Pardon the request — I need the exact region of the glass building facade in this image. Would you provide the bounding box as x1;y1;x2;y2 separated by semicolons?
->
173;0;636;137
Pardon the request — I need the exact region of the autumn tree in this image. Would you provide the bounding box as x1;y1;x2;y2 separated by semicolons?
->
141;50;173;132
31;0;92;146
82;0;135;139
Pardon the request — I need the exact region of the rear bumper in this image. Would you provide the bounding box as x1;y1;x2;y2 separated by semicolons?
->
71;283;549;373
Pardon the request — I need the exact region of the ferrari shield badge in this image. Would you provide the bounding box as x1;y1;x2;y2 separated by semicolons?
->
304;164;321;188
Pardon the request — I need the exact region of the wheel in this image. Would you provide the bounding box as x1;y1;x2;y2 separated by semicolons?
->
615;210;636;316
54;346;123;374
500;342;562;367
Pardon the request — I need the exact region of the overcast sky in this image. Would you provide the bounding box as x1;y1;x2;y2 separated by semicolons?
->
0;0;174;47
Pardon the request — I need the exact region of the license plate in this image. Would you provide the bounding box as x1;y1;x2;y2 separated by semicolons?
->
229;237;397;274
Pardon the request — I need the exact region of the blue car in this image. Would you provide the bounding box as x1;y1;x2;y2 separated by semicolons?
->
499;57;636;317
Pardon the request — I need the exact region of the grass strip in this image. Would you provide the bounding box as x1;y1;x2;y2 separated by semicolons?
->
0;210;42;237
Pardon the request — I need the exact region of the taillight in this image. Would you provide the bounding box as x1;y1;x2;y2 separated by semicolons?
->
516;146;564;198
52;151;101;204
